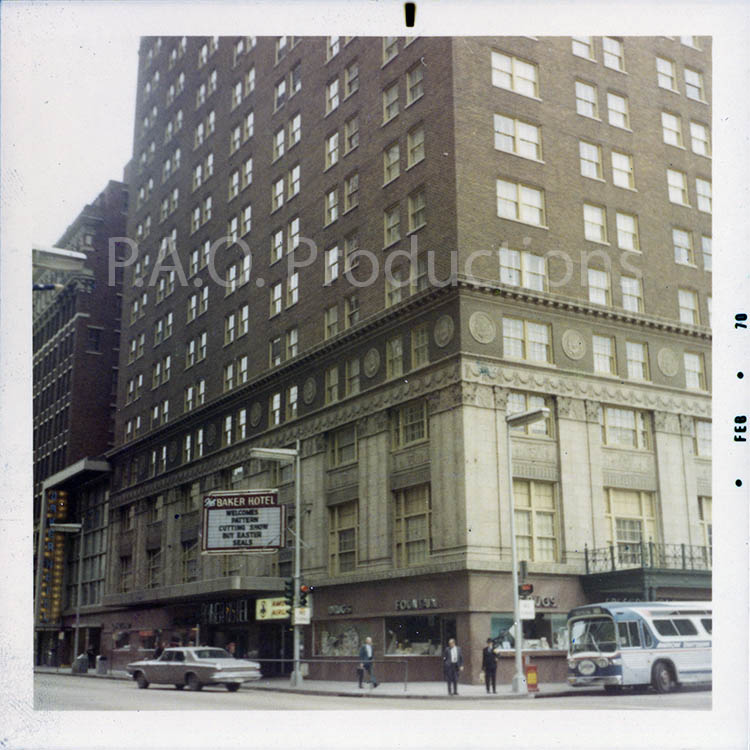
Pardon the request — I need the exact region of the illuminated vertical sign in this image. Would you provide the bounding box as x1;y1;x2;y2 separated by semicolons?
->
38;490;68;624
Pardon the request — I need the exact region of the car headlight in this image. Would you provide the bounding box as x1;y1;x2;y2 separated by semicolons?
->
214;664;222;671
567;659;576;669
595;657;609;668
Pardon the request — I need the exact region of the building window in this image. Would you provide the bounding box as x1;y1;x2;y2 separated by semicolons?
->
271;230;283;264
693;419;712;456
588;268;611;306
329;501;358;574
392;401;428;448
287;271;299;307
326;78;339;113
696;178;711;213
386;336;404;378
600;406;651;450
269;336;282;367
503;318;551;363
325;365;339;404
412;324;429;369
344;115;359;153
345;358;360;396
272;127;284;161
667;169;689;205
607;92;629;129
626;341;650;380
407;124;425;166
287;165;300;199
288;112;301;147
382;83;399;122
702;235;712;271
684;352;706;390
605;489;658;565
286;327;298;358
406;64;424;104
344;173;359;211
613;213;640;253
344;232;360;271
325;245;339;284
325;189;338;225
491;51;539;98
223;362;235;392
579;140;602;179
324;305;339;339
602;37;624;71
673;228;694;265
571;35;594;59
383;36;398;64
394;484;431;567
507;391;553;436
270;282;282;317
345;294;359;328
575;80;598;118
286;385;298;420
496;179;545;226
661;111;683;147
514;480;558;562
274;78;286;110
611;151;635;189
499;248;547;291
314;414;351;467
344;62;359;97
583;203;607;243
325;132;339;168
384;205;400;246
495;113;544;161
690;121;710;156
656;57;677;90
593;335;617;374
271;178;284;212
224;312;236;344
270;392;281;426
678;289;699;325
181;541;198;583
383;142;400;183
147;549;161;589
289;62;301;95
118;556;133;593
408;189;426;232
698;497;712;565
684;67;705;101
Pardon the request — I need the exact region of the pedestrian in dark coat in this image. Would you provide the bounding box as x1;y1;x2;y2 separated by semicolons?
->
482;638;498;694
442;638;463;695
358;636;378;688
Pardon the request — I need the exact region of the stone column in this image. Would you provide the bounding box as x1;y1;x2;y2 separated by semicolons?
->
300;435;327;576
653;411;691;545
583;399;608;552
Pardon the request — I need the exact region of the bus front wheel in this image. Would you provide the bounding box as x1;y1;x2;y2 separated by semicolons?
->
651;661;675;694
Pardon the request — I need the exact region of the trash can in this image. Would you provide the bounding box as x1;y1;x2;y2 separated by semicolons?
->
96;655;108;675
73;654;89;674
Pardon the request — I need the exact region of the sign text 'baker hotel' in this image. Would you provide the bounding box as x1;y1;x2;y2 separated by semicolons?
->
202;490;284;553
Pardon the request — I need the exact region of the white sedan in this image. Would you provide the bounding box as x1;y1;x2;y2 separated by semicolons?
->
127;647;262;691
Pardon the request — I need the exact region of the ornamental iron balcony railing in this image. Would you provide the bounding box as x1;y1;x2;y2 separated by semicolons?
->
584;542;712;574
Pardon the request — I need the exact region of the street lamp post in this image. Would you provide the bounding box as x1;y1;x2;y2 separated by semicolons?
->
505;407;550;694
249;440;303;687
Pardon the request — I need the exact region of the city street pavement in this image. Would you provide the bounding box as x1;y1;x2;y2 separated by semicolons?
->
34;668;711;710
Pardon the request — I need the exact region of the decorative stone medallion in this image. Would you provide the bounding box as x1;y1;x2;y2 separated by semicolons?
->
433;314;455;348
468;311;496;344
363;347;381;378
657;347;679;377
562;329;586;360
205;423;217;447
250;402;262;426
303;376;317;404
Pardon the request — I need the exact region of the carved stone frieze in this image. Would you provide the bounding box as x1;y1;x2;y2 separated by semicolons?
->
584;400;601;423
392;444;431;473
556;397;586;421
601;448;655;475
326;465;359;491
602;470;658;492
510;438;558;465
512;461;559;482
654;411;681;434
493;386;509;411
679;414;697;435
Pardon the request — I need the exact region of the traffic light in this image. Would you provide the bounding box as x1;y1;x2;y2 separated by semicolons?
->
518;583;534;597
283;578;295;608
299;584;314;607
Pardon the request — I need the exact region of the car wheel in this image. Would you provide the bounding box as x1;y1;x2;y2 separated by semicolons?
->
225;683;241;692
186;673;202;691
603;685;622;694
174;684;185;690
135;672;149;689
651;661;675;694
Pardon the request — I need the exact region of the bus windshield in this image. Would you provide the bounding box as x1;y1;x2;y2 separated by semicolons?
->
569;616;618;654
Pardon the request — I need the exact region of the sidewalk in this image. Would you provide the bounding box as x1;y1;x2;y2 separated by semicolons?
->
34;666;598;700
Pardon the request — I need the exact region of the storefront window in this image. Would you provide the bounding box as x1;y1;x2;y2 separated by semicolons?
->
315;619;371;656
114;631;131;649
385;615;455;656
491;613;568;650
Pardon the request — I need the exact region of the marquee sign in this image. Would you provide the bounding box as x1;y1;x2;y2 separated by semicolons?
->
201;490;284;553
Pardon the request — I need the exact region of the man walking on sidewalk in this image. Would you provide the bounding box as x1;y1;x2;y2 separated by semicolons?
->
443;638;463;695
482;638;498;694
358;636;378;689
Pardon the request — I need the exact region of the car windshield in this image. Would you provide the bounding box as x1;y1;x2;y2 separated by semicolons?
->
194;649;231;659
569;616;618;654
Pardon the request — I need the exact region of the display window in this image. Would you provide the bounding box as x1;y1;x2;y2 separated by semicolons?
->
384;615;455;656
490;612;568;650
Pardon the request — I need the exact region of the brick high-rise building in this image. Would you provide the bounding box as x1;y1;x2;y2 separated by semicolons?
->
102;36;711;683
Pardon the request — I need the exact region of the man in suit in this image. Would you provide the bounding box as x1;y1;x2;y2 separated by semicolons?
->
482;638;498;694
443;637;463;695
358;636;378;688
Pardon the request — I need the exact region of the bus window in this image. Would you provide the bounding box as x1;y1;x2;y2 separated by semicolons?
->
700;618;712;634
653;619;678;636
617;621;642;648
673;619;698;636
641;622;654;648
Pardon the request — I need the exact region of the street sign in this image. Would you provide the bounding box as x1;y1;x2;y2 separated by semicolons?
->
293;607;311;625
202;490;284;552
255;597;291;621
520;598;536;620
